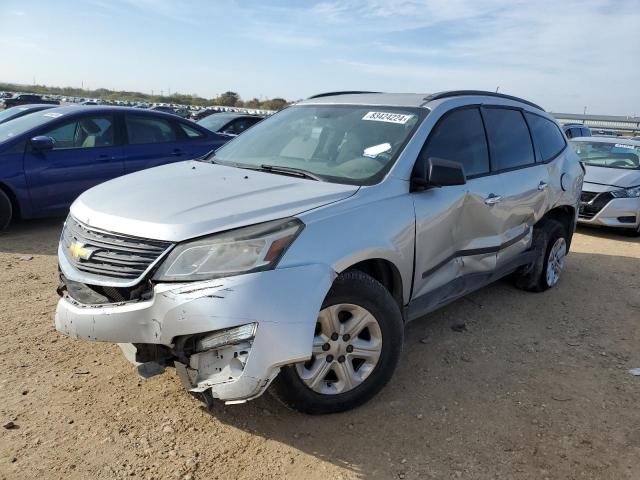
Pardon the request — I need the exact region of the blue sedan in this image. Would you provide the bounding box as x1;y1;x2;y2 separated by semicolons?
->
0;106;230;229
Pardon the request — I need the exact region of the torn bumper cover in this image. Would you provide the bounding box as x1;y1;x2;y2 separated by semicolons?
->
55;264;335;402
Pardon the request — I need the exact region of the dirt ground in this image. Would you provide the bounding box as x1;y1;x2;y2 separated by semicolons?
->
1;218;639;480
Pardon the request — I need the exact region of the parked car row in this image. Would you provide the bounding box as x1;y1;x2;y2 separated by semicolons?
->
0;91;275;122
52;90;588;414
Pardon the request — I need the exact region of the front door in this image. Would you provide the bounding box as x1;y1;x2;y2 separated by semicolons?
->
24;114;123;215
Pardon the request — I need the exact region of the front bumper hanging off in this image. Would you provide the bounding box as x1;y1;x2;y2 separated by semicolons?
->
55;264;335;403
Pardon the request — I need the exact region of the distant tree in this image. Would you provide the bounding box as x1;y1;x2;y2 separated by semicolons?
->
244;98;261;109
260;98;288;111
215;91;240;106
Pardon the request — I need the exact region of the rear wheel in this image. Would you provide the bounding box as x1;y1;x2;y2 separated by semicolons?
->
513;219;567;292
271;270;403;414
0;190;12;232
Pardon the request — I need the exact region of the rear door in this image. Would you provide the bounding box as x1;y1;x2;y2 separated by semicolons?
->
122;113;188;174
24;113;123;215
411;106;505;304
480;107;548;271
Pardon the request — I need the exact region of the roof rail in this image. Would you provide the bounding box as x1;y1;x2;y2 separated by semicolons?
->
307;91;381;99
423;90;544;111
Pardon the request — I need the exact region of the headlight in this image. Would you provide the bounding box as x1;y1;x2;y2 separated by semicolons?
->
611;185;640;198
153;218;303;281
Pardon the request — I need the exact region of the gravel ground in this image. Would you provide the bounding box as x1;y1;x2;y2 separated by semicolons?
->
1;218;639;480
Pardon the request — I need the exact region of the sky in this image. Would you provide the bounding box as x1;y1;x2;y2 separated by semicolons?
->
1;0;639;115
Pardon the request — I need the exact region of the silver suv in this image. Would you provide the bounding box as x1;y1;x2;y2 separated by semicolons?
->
55;91;584;414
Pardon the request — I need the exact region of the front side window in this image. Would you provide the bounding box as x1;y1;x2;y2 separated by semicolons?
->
483;108;535;171
571;140;640;170
525;113;566;161
211;105;425;185
45;116;114;149
421;107;490;177
125;115;177;144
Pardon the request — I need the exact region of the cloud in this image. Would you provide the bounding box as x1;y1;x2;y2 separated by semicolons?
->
8;9;25;16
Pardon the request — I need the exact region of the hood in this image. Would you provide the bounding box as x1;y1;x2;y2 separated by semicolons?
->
71;160;359;242
583;165;640;189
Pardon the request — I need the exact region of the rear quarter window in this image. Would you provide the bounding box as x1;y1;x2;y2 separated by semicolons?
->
525;113;566;161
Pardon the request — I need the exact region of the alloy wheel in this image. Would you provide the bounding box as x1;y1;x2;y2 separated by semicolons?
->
546;237;567;286
296;303;382;395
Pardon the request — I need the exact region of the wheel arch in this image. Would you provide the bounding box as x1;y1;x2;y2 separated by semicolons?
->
340;257;404;310
541;204;576;248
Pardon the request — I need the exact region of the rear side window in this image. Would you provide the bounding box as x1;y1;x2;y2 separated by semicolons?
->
179;123;204;138
125;115;177;144
482;108;534;171
526;113;566;161
421;107;490;177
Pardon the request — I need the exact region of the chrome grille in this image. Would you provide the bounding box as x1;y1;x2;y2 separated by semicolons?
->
61;217;172;281
579;191;613;219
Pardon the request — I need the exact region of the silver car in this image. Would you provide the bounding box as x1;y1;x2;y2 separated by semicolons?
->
572;137;640;235
54;91;583;414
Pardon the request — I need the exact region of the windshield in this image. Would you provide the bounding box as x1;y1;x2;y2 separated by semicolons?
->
0;110;61;143
0;106;32;123
198;114;238;132
210;105;425;185
571;140;640;170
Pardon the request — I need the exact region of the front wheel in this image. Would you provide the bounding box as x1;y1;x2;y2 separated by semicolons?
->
271;270;404;414
0;190;12;232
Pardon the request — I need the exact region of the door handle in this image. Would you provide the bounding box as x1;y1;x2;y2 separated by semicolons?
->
538;181;548;191
97;154;116;162
484;194;503;205
171;149;183;156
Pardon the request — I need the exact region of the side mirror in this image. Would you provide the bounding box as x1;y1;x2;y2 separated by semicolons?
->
30;136;55;151
411;157;466;191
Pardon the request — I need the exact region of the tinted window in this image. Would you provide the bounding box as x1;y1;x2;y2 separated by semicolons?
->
483;108;534;170
581;128;591;137
179;123;204;138
45;116;114;149
224;117;261;135
526;113;566;161
421;107;489;177
125;115;177;144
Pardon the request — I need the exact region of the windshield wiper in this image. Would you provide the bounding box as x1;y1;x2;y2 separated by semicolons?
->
258;164;323;181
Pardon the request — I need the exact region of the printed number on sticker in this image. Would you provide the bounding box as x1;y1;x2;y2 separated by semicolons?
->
362;112;413;124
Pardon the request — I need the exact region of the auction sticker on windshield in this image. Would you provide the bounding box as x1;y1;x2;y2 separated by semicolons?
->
363;112;414;124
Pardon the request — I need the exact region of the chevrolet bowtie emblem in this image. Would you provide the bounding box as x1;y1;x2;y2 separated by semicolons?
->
69;242;94;261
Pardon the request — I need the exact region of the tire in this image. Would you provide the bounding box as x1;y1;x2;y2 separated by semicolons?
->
0;190;12;232
513;219;567;292
271;270;404;414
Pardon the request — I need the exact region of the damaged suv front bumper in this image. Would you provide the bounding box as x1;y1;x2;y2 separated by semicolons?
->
55;264;335;403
